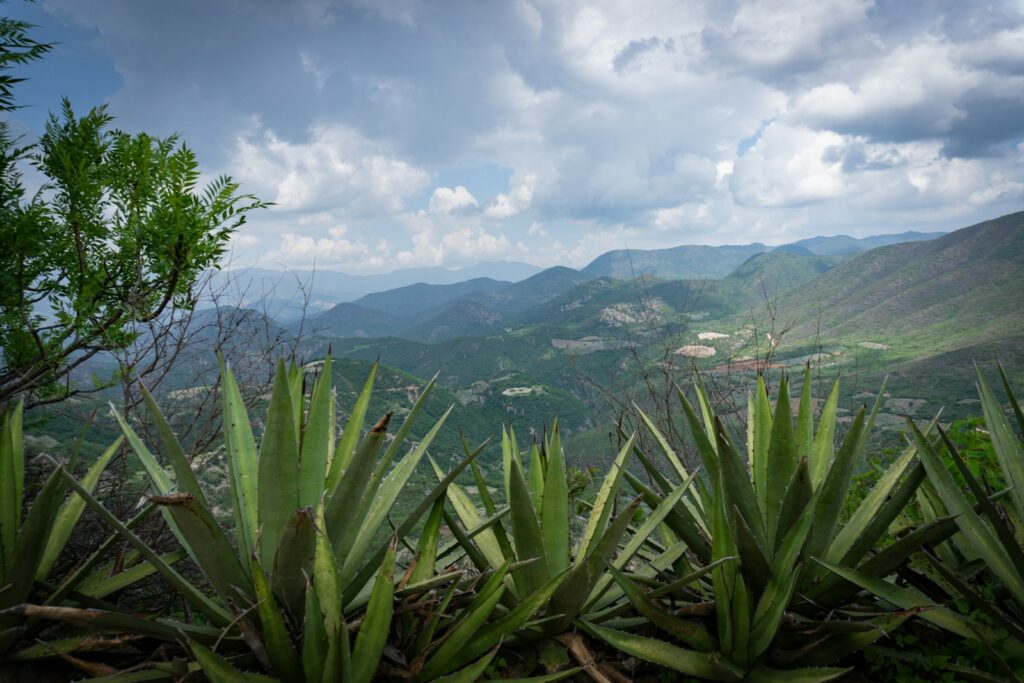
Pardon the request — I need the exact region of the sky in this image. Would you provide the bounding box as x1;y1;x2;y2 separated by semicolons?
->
5;0;1024;273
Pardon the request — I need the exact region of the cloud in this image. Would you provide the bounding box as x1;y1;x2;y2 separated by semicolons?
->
231;122;429;214
31;0;1024;271
428;185;478;214
484;174;536;220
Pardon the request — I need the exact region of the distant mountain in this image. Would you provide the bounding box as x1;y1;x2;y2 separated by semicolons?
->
468;266;592;314
207;260;542;316
784;231;944;256
581;243;768;280
305;302;402;338
353;277;509;318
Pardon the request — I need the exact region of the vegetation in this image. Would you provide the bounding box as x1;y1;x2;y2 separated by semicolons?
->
0;12;267;409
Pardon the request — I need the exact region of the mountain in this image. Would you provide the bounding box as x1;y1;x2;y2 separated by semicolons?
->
769;212;1024;403
304;302;402;338
353;278;510;318
784;231;945;256
580;243;768;280
207;260;542;316
469;266;593;314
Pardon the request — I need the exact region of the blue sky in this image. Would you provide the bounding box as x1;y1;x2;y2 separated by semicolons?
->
6;0;1024;272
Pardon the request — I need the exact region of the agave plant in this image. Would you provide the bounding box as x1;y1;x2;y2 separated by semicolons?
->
825;362;1024;680
0;402;184;661
425;420;703;680
581;369;955;681
18;355;487;681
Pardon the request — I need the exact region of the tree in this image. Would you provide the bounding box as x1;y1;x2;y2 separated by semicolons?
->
0;12;268;408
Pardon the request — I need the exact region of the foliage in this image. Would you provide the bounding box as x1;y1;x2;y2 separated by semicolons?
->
0;13;268;408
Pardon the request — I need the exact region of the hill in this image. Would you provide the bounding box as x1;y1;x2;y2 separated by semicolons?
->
580;243;767;280
786;230;945;255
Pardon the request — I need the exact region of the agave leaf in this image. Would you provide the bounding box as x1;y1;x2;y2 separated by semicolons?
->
485;667;583;682
78;550;186;599
432;647;499;683
1;407;21;582
676;386;721;487
745;665;850;683
0;466;65;611
634;404;690;481
343;440;485;604
808;376;841;488
508;449;548;596
299;356;334;510
444;569;568;674
326;412;391;560
795;367;815;463
139;383;207;506
251;556;302;683
624;469;711;564
826;412;938;565
713;420;768;552
350;541;396;683
57;470;231;625
6;603;221;642
576;435;633;559
191;641;259;683
302;585;327;683
326;362;377;491
416;559;511;681
764;376;797;544
36;435;122;580
273;507;316;621
258;360;301;568
795;611;914;667
587;467;700;609
287;360;304;433
409;495;446;585
611;567;715;651
340;406;452;587
541;424;570;577
774;457;812;552
580;621;743;681
528;443;545;512
219;355;260;568
413;571;461;656
997;361;1024;436
150;492;253;606
752;374;773;517
939;426;1024;574
802;406;866;580
431;457;507;571
910;419;1024;604
815;559;983;642
978;364;1024;515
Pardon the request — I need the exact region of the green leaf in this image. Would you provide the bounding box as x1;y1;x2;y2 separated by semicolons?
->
580;621;743;681
36;435;122;580
576;435;633;559
326;362;376;492
433;647;499;683
409;495;446;585
765;375;797;544
139;382;207;506
273;507;316;621
508;449;548;596
978;364;1024;515
252;556;302;683
541;423;570;576
350;541;396;683
258;360;301;568
611;566;715;651
219;355;260;568
808;376;840;488
299;356;334;510
910;419;1024;604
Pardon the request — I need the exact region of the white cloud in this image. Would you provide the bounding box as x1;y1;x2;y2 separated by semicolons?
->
484;174;536;220
231;122;429;215
428;185;478;214
731;123;846;207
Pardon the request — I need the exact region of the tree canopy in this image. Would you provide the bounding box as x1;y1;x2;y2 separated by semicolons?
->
0;13;267;407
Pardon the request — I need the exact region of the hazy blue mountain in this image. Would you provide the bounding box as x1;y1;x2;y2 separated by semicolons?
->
304;302;403;338
580;243;768;280
207;260;542;315
354;277;510;318
784;231;945;255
